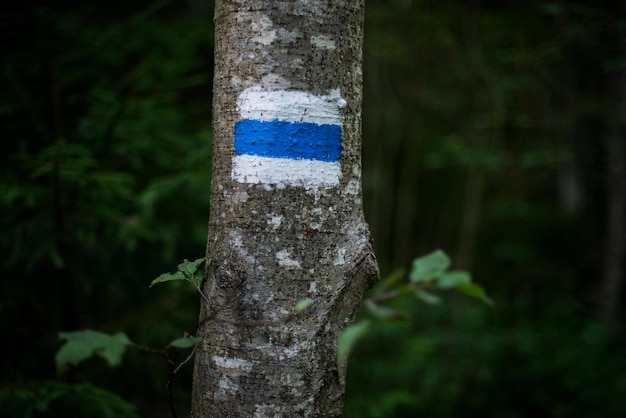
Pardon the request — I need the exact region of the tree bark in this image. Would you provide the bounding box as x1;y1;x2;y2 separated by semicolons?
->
191;1;378;417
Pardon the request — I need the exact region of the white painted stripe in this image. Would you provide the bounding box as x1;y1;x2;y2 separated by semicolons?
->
231;155;341;188
237;87;347;125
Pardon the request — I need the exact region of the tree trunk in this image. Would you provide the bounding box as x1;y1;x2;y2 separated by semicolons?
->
599;73;626;326
190;1;379;417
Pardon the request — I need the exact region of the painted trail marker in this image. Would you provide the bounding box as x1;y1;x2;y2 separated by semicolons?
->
232;87;346;189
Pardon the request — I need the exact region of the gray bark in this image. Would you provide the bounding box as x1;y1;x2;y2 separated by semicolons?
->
190;1;379;417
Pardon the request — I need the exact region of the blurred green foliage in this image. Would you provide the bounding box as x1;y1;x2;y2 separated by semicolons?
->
1;0;625;417
344;287;626;417
1;0;213;416
350;0;626;417
0;382;140;418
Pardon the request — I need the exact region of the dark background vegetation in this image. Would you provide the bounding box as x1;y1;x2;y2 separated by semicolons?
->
1;0;625;417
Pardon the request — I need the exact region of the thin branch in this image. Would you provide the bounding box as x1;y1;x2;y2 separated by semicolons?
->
166;350;179;418
190;276;212;307
173;345;197;375
127;342;164;355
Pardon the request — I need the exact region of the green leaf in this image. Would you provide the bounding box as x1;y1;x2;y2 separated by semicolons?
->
337;320;371;368
413;288;442;305
396;284;417;297
409;249;451;283
293;298;313;313
375;269;405;292
365;303;408;320
168;337;202;349
437;271;472;289
178;258;204;276
56;330;130;374
191;273;203;288
457;282;493;305
149;270;185;288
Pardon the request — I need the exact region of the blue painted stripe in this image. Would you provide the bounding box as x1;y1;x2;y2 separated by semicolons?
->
234;119;342;162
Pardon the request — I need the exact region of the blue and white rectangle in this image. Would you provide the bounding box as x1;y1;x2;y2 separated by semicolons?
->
231;87;346;189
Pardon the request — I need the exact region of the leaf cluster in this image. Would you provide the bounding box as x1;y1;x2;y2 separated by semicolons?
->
55;329;201;377
338;250;491;368
150;258;205;290
55;255;311;401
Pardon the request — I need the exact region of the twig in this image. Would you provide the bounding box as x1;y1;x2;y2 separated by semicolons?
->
128;342;164;355
173;345;197;375
166;350;178;418
190;276;212;308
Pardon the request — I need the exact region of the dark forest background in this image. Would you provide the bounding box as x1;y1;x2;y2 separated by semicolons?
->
1;0;625;417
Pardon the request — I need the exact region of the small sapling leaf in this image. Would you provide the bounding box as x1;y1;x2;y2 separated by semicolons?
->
413;288;442;305
397;284;416;297
409;249;451;283
457;282;493;305
149;271;186;288
179;258;204;276
293;298;314;313
365;302;408;320
56;330;130;374
376;269;405;293
168;337;202;349
191;273;203;288
437;271;472;289
337;320;371;368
